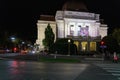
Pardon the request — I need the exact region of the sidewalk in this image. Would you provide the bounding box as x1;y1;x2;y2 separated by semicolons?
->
81;56;120;64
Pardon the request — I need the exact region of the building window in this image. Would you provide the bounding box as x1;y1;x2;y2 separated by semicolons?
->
70;25;74;36
78;25;81;36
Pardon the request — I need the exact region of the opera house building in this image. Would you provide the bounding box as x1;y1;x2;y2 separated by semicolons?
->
36;1;108;53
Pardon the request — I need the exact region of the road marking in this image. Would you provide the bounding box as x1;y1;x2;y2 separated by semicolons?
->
107;70;120;73
98;65;120;68
118;77;120;80
95;63;120;80
112;73;120;76
100;73;112;75
95;64;120;66
103;68;120;71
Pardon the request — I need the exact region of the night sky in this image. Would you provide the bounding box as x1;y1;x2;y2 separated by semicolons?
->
0;0;120;43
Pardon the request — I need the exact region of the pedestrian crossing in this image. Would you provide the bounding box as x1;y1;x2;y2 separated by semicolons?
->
95;63;120;80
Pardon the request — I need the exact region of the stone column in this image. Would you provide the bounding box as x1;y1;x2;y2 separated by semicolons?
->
74;22;78;36
65;21;69;37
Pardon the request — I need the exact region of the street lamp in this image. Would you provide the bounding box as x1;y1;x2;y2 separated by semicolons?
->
10;36;16;52
68;39;71;56
10;37;15;42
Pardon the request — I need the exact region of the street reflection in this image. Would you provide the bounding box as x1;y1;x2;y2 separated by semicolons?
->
8;60;26;76
8;60;26;68
10;61;18;68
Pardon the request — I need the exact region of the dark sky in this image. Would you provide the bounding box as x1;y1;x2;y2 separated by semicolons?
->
0;0;120;43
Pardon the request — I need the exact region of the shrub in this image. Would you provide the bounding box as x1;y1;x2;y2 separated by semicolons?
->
49;38;77;55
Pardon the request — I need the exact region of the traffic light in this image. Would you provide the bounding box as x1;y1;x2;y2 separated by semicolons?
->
13;47;17;53
101;41;105;45
100;41;107;48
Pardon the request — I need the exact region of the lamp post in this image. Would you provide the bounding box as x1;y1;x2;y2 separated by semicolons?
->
68;39;71;56
10;36;16;52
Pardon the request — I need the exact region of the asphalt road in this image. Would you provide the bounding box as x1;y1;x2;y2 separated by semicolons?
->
0;59;118;80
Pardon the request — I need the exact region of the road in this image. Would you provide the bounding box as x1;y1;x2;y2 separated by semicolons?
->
95;63;120;80
0;59;119;80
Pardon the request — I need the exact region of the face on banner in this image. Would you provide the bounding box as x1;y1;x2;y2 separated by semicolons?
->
80;27;89;36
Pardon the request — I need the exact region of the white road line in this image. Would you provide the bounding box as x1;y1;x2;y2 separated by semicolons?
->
103;68;120;70
118;77;120;80
107;70;120;73
98;65;120;67
95;63;120;79
112;73;120;76
96;64;120;66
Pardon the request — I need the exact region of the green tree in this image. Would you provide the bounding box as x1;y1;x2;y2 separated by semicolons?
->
50;38;77;55
112;28;120;45
101;35;119;53
42;23;55;51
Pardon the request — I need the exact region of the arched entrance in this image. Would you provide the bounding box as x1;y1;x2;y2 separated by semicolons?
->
81;42;88;51
90;42;96;51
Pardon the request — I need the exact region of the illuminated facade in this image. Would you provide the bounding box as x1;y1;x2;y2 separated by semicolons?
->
36;1;108;53
36;15;56;50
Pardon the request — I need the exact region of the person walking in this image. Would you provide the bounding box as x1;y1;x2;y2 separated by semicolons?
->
113;52;118;63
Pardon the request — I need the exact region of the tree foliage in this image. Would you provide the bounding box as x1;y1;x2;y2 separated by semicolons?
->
42;23;55;50
101;35;119;53
100;28;120;53
49;38;77;55
112;28;120;44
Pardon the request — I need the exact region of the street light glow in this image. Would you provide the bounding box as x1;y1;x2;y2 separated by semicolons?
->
68;39;71;43
11;37;15;40
22;41;25;44
10;37;16;42
68;39;71;56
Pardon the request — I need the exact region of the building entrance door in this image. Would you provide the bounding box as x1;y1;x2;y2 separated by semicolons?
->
81;42;88;51
90;42;96;51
